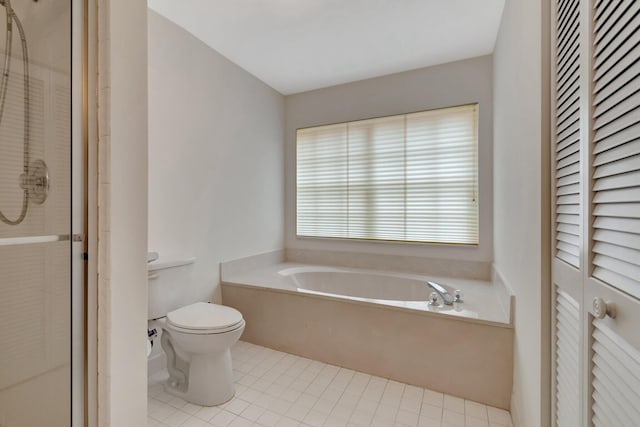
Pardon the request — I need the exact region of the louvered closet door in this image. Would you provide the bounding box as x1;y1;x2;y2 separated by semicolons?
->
551;0;584;424
585;0;640;425
552;0;640;426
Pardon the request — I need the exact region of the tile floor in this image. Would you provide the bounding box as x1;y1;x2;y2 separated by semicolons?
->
148;341;513;427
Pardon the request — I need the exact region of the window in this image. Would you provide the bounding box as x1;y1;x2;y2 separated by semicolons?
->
296;104;479;245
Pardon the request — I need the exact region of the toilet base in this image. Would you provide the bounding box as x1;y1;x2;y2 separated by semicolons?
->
163;348;236;406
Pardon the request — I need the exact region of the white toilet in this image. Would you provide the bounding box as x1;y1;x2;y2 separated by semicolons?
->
148;256;245;406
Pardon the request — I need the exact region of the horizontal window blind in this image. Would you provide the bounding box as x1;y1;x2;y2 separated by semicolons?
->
296;104;478;244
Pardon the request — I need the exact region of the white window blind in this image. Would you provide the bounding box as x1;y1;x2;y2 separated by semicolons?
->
296;104;479;245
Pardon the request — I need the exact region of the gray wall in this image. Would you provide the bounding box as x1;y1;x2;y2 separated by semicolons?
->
147;10;285;304
285;56;494;263
493;0;551;425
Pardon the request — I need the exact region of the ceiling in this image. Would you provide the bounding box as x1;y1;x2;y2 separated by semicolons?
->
148;0;505;95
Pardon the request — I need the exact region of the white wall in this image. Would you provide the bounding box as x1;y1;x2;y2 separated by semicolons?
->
105;0;149;425
147;10;285;304
285;56;493;264
492;0;551;425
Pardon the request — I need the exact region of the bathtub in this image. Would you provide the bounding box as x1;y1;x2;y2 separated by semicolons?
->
285;266;440;301
221;258;514;409
226;263;510;325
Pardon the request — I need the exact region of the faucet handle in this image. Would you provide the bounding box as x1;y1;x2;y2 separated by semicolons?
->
454;290;464;303
428;291;440;306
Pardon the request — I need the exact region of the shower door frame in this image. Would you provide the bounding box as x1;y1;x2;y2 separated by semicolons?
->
72;0;86;424
73;0;99;425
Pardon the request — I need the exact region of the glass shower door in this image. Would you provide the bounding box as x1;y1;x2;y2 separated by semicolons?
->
0;1;75;426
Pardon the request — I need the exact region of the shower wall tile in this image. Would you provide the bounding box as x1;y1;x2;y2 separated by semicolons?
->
48;72;72;232
0;365;70;427
0;242;70;390
45;241;73;367
0;244;47;388
0;64;71;239
19;1;72;74
0;70;46;236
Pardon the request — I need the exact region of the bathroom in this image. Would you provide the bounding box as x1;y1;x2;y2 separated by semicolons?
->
146;0;506;423
0;0;640;426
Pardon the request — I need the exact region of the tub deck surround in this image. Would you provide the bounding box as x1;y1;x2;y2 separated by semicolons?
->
220;258;514;409
221;262;512;327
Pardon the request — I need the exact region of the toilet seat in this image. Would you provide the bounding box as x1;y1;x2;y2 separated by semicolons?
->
166;302;244;334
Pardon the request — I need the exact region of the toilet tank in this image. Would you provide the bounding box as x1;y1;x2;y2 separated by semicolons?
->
148;256;196;320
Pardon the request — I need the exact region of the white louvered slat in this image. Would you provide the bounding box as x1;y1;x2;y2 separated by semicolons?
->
592;0;640;298
558;150;580;168
592;320;640;427
557;221;579;235
594;139;640;166
593;3;640;72
557;182;579;196
555;289;580;427
554;0;581;268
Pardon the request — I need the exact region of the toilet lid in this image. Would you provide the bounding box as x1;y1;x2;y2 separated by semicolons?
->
167;302;243;331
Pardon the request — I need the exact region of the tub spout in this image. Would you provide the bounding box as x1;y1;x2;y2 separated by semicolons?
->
426;281;455;305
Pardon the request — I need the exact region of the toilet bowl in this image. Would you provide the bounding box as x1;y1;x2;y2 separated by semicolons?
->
159;302;245;406
148;256;245;406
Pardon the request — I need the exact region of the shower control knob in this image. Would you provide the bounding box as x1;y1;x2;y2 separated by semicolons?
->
19;159;50;205
592;297;616;319
428;291;440;306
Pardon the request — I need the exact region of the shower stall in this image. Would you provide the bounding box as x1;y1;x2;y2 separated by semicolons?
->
0;0;85;425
